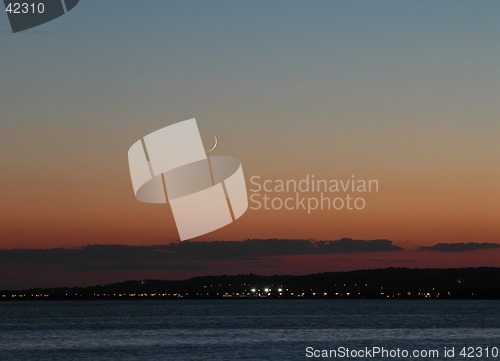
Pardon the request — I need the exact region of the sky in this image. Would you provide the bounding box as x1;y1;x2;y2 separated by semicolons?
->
1;1;500;287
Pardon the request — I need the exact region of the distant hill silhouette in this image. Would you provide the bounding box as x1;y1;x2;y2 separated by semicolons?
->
2;267;499;300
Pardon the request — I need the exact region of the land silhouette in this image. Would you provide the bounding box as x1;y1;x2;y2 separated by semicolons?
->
1;267;499;300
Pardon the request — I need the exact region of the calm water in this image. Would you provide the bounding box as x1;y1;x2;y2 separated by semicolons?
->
0;300;499;360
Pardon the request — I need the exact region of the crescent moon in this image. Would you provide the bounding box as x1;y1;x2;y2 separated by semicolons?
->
207;135;218;152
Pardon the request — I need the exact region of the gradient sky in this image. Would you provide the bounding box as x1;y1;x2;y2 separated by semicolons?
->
1;1;500;282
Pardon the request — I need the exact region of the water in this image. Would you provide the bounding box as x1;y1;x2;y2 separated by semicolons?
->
0;300;499;360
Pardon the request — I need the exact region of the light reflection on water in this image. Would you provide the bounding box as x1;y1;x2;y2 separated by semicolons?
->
0;300;499;360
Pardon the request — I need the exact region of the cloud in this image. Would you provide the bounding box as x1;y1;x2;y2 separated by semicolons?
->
0;238;401;271
313;238;401;253
420;242;500;252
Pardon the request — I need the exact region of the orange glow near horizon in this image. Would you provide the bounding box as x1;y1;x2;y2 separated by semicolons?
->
2;160;499;249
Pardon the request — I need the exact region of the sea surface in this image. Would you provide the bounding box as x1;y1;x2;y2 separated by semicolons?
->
0;300;499;360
